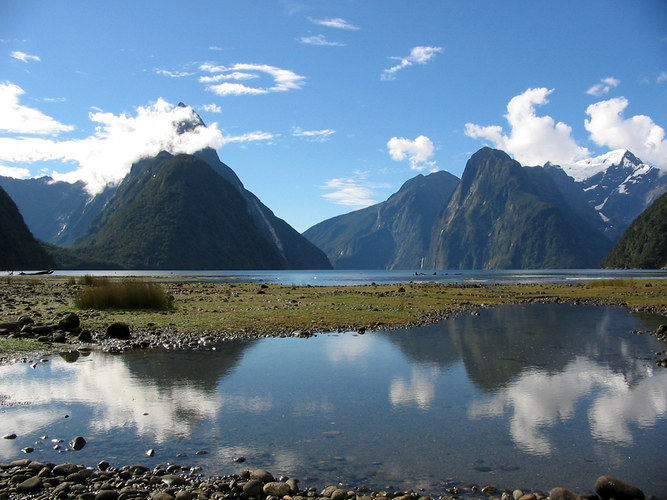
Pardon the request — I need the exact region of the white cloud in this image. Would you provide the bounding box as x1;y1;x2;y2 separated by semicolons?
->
10;51;40;63
0;98;227;194
308;17;359;30
200;103;222;113
220;131;274;145
585;96;667;168
154;68;194;78
387;135;437;171
0;82;74;135
657;71;667;84
586;77;620;97
321;174;380;207
0;164;30;178
208;82;267;96
200;63;305;96
381;46;442;81
464;88;589;166
292;126;335;142
298;34;345;47
199;71;259;84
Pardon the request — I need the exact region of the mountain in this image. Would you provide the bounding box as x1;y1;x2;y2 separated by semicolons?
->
601;192;667;269
0;176;116;247
72;151;324;270
0;185;55;270
426;148;613;269
1;104;331;270
545;150;667;240
193;148;331;270
303;170;460;269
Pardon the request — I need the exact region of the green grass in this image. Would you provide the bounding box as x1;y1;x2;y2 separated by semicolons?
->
75;280;174;310
588;278;637;288
0;337;45;357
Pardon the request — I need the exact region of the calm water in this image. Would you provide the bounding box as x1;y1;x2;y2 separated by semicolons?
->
49;268;667;286
1;304;666;496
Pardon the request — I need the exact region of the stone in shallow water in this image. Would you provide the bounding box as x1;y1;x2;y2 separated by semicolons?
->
594;476;645;500
70;436;86;450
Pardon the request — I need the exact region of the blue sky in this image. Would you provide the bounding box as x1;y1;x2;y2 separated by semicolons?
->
1;0;666;231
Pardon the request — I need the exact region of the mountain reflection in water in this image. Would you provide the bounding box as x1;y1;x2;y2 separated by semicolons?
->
0;304;665;496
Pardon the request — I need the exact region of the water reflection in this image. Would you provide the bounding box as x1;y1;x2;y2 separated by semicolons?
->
390;366;439;409
0;304;665;496
468;357;667;455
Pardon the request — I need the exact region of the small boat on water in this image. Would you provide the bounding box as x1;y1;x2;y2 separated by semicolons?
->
17;270;54;276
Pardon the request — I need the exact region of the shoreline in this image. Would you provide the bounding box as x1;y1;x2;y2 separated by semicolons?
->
0;459;657;500
1;277;666;364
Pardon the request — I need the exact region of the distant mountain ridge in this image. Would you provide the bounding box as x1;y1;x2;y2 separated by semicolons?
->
426;148;612;269
0;176;117;247
306;147;662;270
304;171;459;269
546;150;667;240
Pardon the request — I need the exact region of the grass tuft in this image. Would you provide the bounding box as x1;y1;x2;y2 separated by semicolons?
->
75;280;174;310
78;275;111;287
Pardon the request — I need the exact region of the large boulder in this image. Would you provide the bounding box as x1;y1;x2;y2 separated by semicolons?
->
106;322;131;340
58;312;80;332
594;476;644;500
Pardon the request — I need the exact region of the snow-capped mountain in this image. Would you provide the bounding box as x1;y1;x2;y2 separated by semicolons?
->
546;150;667;240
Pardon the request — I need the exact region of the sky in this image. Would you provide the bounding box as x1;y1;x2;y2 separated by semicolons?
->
1;0;666;232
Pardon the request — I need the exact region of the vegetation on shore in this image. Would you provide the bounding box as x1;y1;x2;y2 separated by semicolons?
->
1;275;666;357
74;277;174;310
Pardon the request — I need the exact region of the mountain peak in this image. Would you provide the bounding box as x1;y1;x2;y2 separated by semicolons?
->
559;149;645;182
175;103;206;134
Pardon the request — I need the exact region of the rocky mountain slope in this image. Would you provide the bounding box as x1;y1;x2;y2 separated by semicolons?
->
307;146;663;270
0;185;55;270
547;150;666;239
303;171;459;269
0;105;331;270
601;192;667;269
73;152;327;270
426;148;612;269
0;176;116;247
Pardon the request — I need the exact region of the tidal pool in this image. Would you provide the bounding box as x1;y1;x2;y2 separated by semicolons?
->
1;304;666;496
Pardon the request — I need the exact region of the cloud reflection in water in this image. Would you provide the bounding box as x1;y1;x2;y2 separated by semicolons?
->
468;357;667;455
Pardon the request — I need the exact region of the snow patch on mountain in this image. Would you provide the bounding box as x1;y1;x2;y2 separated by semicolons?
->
560;149;633;182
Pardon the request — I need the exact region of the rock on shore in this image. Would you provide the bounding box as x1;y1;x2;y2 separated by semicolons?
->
0;459;652;500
